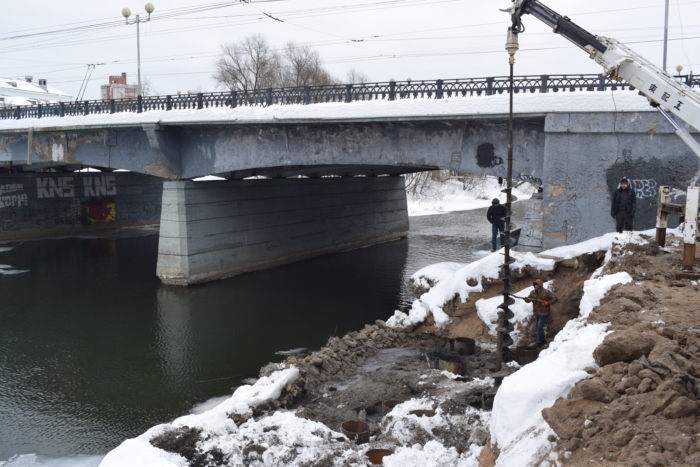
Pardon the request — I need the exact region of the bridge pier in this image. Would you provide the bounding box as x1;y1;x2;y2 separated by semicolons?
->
156;176;409;285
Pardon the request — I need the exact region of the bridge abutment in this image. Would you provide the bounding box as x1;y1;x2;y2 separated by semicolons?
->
156;176;409;285
0;172;163;241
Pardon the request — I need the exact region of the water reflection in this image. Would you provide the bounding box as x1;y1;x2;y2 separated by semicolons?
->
0;204;519;460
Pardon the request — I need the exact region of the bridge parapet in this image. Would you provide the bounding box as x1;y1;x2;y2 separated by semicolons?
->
0;73;664;121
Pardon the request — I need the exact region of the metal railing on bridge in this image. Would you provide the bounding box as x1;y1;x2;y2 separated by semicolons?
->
2;73;700;121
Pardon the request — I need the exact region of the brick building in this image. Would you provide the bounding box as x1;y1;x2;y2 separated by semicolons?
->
100;73;139;100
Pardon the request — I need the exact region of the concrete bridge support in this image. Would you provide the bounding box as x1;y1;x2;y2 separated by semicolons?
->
156;176;409;285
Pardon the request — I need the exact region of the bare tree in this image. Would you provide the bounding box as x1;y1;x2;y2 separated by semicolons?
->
346;68;370;84
213;34;351;91
139;76;159;96
404;171;433;196
280;42;337;87
213;34;281;91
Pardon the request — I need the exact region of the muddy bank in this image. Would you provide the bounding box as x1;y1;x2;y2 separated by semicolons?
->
539;235;700;466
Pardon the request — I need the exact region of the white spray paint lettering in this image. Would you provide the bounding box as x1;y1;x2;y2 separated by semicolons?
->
37;177;75;198
631;179;657;199
84;176;117;197
0;193;28;208
0;184;23;195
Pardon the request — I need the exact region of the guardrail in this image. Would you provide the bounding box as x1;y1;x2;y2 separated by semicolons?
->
1;73;698;121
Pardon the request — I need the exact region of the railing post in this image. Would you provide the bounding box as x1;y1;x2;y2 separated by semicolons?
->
37;104;42;119
304;86;311;105
346;84;352;103
436;79;443;99
59;102;65;117
84;101;89;116
166;95;172;111
540;75;549;93
137;95;143;113
389;81;396;101
197;93;203;110
15;106;20;120
598;74;606;92
486;77;494;96
230;91;237;108
110;99;115;114
266;88;273;106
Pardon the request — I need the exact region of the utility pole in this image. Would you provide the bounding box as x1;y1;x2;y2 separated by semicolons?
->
122;3;155;96
663;0;670;72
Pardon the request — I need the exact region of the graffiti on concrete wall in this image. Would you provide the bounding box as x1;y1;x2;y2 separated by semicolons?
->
629;179;658;200
37;176;117;199
84;202;116;223
84;176;117;197
516;172;543;185
606;152;700;229
0;174;162;237
0;183;28;209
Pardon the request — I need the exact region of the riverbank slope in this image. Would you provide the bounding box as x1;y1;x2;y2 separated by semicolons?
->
99;229;700;467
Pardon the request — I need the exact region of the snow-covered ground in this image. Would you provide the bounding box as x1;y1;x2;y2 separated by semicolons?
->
406;177;535;216
0;90;648;132
395;229;657;466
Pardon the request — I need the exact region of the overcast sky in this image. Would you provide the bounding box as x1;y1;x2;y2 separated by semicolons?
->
2;0;700;100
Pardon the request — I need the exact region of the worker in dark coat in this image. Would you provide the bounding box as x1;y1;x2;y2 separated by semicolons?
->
611;178;637;233
524;279;558;347
487;198;507;252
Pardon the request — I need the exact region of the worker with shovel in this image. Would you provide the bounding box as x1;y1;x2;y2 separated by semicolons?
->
522;279;558;348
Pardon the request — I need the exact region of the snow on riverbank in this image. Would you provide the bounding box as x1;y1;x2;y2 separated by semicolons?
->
394;231;649;466
490;267;633;466
407;178;534;217
388;250;555;330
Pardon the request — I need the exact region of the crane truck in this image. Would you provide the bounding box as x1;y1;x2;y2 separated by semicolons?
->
501;0;700;159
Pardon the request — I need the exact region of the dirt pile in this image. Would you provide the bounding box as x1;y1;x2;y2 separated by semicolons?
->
410;251;605;347
541;234;700;466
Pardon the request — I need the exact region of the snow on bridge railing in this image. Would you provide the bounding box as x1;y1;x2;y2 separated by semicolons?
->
2;73;699;121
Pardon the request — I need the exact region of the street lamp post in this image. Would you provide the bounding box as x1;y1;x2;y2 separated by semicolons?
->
663;0;669;72
122;3;155;97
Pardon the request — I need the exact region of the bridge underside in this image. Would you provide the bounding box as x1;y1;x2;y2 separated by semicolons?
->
0;116;547;181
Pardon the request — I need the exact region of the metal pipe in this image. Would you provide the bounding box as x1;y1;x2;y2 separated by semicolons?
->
663;0;670;72
137;16;142;96
656;186;671;247
682;187;699;270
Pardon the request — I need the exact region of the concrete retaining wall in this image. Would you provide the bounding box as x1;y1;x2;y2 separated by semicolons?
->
0;172;163;241
156;177;409;285
542;112;699;248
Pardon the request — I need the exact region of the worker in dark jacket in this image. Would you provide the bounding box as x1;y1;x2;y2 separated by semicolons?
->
487;198;507;252
611;178;637;233
524;279;558;347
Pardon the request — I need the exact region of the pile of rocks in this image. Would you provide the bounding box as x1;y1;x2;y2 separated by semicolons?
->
259;321;442;393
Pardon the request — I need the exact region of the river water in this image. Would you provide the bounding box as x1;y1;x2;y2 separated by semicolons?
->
0;204;524;461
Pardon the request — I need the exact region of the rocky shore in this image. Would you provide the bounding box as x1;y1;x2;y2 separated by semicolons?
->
100;230;700;467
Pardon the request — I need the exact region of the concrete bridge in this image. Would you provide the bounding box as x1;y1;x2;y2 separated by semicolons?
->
1;75;699;284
